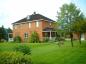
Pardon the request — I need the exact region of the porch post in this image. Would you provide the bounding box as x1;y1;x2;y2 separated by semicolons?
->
50;31;52;40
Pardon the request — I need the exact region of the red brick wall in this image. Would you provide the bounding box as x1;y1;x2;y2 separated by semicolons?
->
73;33;79;40
13;20;55;42
41;20;55;29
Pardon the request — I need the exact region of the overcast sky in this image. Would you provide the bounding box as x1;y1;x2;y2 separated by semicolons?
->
0;0;86;28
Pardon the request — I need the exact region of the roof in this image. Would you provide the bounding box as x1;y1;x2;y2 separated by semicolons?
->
13;12;55;24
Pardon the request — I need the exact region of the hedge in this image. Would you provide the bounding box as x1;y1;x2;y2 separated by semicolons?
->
0;51;31;64
15;44;31;55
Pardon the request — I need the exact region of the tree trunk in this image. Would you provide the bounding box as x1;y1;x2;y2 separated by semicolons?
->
70;33;73;47
79;33;81;45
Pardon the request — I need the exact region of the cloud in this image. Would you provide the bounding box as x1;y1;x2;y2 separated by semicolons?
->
0;0;71;28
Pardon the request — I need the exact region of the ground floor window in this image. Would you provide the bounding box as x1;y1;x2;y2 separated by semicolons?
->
24;32;28;39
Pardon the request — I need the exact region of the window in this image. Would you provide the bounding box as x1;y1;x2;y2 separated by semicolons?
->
36;21;39;27
14;24;20;29
49;22;51;25
27;15;30;20
14;25;17;29
29;22;31;28
24;32;28;38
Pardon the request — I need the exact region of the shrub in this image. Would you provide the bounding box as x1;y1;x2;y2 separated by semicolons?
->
0;47;2;51
0;51;31;64
24;38;29;43
29;31;40;43
15;44;31;55
43;38;49;42
14;36;21;43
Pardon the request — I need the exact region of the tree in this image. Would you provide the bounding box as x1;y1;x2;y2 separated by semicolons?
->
7;28;12;33
0;26;12;42
0;27;3;41
71;13;85;44
29;31;40;43
0;26;7;42
14;36;21;43
57;3;83;47
6;28;13;40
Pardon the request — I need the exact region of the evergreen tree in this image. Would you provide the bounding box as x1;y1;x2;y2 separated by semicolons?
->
0;26;6;41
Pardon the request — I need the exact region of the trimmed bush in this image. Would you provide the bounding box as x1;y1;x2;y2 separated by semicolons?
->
14;36;21;43
0;51;31;64
15;44;31;55
29;31;40;43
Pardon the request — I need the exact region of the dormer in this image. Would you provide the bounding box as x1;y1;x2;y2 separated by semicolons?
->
26;15;30;20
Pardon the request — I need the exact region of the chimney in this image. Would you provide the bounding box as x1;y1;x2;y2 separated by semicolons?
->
33;12;36;15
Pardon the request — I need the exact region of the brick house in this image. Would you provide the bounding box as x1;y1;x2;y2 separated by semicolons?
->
72;32;86;40
13;12;57;42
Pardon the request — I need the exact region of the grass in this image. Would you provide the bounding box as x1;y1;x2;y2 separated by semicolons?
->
0;40;86;64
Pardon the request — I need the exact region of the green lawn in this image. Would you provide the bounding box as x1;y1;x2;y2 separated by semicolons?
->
0;41;86;64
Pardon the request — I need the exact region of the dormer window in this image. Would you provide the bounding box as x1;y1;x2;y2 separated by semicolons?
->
27;15;30;20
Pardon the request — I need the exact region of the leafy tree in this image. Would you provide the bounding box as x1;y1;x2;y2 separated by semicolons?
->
57;3;83;47
81;18;86;32
71;13;85;44
0;27;3;41
29;31;40;43
14;36;21;43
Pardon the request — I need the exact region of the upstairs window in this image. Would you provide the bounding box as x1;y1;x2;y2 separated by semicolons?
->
24;32;28;38
14;25;17;29
49;22;51;25
29;22;31;28
36;21;39;27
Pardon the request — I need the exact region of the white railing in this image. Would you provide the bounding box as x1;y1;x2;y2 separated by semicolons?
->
43;37;56;41
8;38;14;42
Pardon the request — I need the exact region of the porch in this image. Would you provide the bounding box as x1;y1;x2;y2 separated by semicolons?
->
42;27;57;41
8;33;13;41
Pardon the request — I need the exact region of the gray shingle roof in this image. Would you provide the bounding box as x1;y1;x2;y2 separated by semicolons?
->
13;13;55;24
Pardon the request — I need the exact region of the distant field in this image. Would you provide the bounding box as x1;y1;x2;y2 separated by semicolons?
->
0;41;86;64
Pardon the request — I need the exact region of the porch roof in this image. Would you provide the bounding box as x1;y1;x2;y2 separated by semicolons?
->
43;27;56;32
